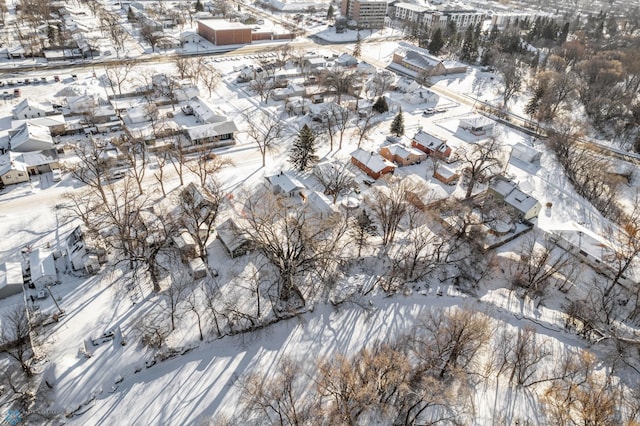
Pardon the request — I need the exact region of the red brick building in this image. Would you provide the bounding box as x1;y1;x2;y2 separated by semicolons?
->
197;20;252;46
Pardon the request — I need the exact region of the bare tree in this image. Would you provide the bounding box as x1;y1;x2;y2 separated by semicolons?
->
242;190;349;307
325;103;351;150
104;63;134;96
318;69;354;104
154;149;169;197
510;231;578;298
458;136;505;199
70;138;113;204
366;178;421;247
177;181;224;262
355;111;376;148
390;225;444;283
243;110;283;167
237;356;318;425
0;305;33;377
492;324;552;387
312;162;356;204
410;307;490;379
140;24;167;52
199;65;221;97
250;76;275;104
542;349;621;425
184;147;230;188
496;54;523;108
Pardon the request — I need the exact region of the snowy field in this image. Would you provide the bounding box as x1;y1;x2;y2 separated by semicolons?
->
0;17;639;423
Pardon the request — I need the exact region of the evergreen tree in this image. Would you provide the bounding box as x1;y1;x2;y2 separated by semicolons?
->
488;24;500;44
195;0;204;12
127;6;136;21
559;22;570;43
428;28;445;55
289;124;318;171
459;25;477;63
525;83;545;118
390;108;405;137
326;4;334;20
372;96;389;113
353;32;362;58
352;209;377;257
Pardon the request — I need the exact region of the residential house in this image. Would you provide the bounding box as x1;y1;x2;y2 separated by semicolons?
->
8;123;54;152
548;221;636;286
180;31;202;45
67;94;99;114
65;226;105;274
391;43;468;77
488;176;541;220
350;148;397;179
265;171;306;197
0;262;24;300
335;53;358;68
459;114;495;136
510;142;542;164
412;130;454;161
19;149;61;175
379;143;427;166
185;121;238;148
238;65;269;82
12;115;67;137
188;96;228;124
273;83;306;101
29;248;57;287
172;229;199;260
403;173;449;208
13;98;54;120
305;191;336;218
0;152;29;186
217;217;252;258
434;164;459;185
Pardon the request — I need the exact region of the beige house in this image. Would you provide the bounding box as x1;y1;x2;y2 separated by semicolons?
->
379;143;427;166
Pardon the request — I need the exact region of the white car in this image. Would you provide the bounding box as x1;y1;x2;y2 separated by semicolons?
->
52;169;62;182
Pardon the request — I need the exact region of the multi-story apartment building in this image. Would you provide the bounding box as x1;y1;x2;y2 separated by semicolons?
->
389;2;484;30
341;0;388;29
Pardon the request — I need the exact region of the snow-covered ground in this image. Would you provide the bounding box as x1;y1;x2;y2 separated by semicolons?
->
0;24;639;424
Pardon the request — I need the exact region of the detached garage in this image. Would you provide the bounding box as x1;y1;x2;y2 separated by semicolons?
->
197;20;252;46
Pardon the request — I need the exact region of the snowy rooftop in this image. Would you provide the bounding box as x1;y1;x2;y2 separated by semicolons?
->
265;172;306;195
351;148;396;173
1;261;23;288
197;19;251;31
413;129;446;148
503;188;540;215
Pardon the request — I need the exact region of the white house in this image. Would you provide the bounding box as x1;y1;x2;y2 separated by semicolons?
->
0;152;29;186
67;94;99;114
510;142;542;164
488;176;541;220
13;98;54;120
29;248;57;287
8;123;54;152
305;191;336;218
66;226;104;275
459;114;496;136
0;262;23;300
265;172;306;197
188;96;228;124
180;31;202;44
503;189;541;220
548;221;637;286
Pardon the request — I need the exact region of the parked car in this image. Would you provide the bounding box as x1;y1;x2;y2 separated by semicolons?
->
422;108;436;116
51;169;62;182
